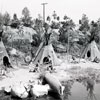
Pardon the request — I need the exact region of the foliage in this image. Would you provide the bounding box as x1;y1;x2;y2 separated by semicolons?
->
31;34;42;47
13;13;18;21
22;7;30;18
63;15;69;20
33;18;44;36
77;19;100;49
89;21;100;43
47;16;51;22
59;16;75;43
10;13;20;28
37;14;42;20
3;12;11;26
51;11;60;29
1;8;100;56
0;13;4;25
21;7;33;27
79;14;90;33
51;21;60;29
52;11;57;20
79;20;100;45
0;13;3;39
21;16;33;27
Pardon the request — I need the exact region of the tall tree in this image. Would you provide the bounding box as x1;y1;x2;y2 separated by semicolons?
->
22;7;33;27
59;16;75;43
38;14;42;20
57;16;60;21
63;15;69;21
79;14;90;33
13;13;18;21
10;13;19;28
0;13;3;26
0;13;3;41
22;7;30;19
52;11;57;20
34;18;43;36
89;20;100;43
3;12;11;26
47;16;51;22
51;11;60;29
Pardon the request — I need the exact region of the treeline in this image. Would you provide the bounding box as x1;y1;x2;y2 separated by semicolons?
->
1;7;100;55
0;7;34;28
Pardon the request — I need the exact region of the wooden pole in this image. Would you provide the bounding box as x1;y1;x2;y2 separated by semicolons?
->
41;3;48;23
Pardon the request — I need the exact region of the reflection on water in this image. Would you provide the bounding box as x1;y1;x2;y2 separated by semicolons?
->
62;80;74;100
69;78;100;100
86;78;96;100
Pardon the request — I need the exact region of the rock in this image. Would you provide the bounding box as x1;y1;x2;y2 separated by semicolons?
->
30;84;50;97
11;82;28;98
4;86;11;93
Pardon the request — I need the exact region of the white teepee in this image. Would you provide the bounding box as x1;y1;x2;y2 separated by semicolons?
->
33;43;62;66
81;41;100;61
0;41;10;66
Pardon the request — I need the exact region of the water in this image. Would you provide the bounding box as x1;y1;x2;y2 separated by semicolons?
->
36;79;100;100
65;80;100;100
69;82;100;100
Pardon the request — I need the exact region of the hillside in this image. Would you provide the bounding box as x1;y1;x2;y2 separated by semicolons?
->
3;26;37;42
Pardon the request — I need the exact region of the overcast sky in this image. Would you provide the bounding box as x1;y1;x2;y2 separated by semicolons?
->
0;0;100;24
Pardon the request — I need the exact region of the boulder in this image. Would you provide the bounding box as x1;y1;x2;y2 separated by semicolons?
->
30;84;50;98
4;86;11;93
11;82;28;98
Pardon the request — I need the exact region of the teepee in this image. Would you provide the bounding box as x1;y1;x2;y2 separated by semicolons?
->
33;43;62;66
0;41;10;66
81;40;100;61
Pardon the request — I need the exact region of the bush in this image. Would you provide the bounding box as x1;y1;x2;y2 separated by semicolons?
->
10;21;20;28
31;34;41;47
4;39;32;53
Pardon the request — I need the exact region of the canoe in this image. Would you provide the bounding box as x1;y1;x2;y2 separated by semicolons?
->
42;73;62;95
